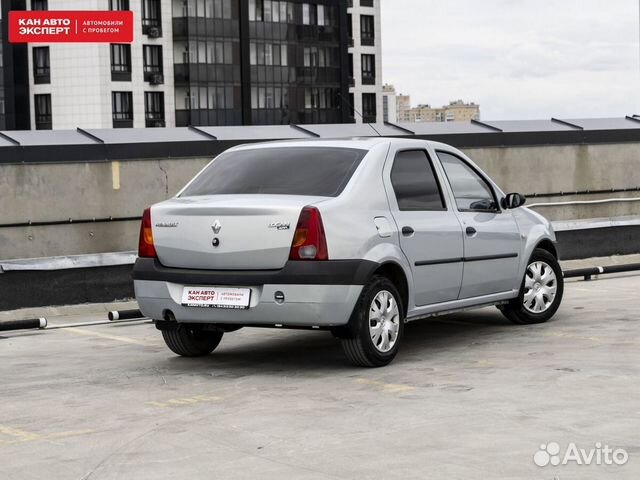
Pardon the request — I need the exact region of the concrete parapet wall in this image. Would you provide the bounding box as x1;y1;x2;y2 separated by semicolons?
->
1;143;639;260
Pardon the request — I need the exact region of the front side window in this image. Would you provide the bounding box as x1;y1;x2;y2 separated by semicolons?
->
181;147;367;197
391;150;446;211
437;151;498;212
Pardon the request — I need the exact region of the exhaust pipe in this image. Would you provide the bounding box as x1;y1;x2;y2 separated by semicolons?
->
0;318;47;332
108;309;144;321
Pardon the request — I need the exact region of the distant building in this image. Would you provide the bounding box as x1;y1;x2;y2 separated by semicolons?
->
396;92;411;122
403;99;480;123
347;0;383;123
381;83;396;123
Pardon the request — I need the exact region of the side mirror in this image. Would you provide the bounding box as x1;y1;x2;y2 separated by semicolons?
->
501;193;526;210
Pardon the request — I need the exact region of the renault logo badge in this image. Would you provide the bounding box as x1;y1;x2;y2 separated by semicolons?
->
212;220;222;234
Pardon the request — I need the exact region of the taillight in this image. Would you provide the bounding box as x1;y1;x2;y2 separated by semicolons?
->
289;206;328;261
138;208;157;258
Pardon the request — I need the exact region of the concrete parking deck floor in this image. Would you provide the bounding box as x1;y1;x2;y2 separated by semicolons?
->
1;275;639;479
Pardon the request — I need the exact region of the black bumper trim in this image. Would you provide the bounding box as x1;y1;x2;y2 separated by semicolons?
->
133;258;380;286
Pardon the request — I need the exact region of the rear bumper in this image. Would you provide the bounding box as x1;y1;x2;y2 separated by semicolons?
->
133;258;375;327
133;258;378;285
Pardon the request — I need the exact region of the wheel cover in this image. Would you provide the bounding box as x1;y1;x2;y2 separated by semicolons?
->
523;261;558;314
368;290;400;353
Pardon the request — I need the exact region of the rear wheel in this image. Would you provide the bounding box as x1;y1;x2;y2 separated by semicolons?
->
341;276;405;367
162;325;224;357
500;248;563;325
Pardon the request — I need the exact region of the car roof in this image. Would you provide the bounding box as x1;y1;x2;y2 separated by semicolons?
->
229;137;456;152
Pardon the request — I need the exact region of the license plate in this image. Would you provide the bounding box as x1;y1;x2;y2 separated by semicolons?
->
181;286;251;309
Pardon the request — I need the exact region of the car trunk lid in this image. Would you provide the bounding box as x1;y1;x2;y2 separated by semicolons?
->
151;195;327;270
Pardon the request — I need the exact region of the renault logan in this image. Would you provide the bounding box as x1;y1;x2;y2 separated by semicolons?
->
133;138;563;367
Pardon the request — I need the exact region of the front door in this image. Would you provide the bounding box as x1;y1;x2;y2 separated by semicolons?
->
436;151;522;299
386;148;464;306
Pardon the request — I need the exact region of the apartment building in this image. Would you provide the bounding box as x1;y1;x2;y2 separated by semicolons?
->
396;91;410;122
381;83;396;122
1;0;355;130
347;0;382;123
401;98;480;123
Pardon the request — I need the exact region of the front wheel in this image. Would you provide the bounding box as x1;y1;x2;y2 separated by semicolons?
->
341;276;405;367
500;248;564;325
162;325;224;357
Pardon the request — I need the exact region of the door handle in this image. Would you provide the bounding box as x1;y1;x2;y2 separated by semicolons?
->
401;226;415;236
466;226;477;236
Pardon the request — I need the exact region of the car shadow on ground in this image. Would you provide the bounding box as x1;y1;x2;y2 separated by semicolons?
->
158;308;517;373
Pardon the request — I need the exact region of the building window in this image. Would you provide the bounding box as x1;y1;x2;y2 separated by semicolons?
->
302;3;316;25
31;0;47;10
249;43;287;66
251;86;288;110
33;47;50;84
304;88;337;110
34;94;52;130
142;0;162;37
112;91;133;128
109;0;129;10
145;92;165;127
362;93;376;123
360;15;374;46
143;45;163;83
360;0;374;7
250;0;293;22
110;44;131;81
361;54;375;85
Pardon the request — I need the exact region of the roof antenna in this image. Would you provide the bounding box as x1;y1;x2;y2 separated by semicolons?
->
339;92;382;136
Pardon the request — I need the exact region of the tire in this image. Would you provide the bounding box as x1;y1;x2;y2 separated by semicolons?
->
162;325;224;357
341;275;405;367
500;248;564;325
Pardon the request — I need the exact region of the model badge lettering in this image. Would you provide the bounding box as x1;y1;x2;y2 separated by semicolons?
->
155;222;178;228
268;222;291;230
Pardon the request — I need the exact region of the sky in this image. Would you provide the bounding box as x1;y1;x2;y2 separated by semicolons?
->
381;0;639;120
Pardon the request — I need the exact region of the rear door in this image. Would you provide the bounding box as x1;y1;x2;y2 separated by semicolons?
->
435;150;521;298
385;147;464;306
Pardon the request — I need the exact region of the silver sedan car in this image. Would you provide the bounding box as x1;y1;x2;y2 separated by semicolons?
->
134;138;563;367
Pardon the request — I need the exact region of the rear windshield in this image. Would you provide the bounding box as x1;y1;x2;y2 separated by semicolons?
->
181;147;367;197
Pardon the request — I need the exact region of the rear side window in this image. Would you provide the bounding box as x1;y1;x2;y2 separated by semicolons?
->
437;151;498;212
390;150;446;211
181;147;366;197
